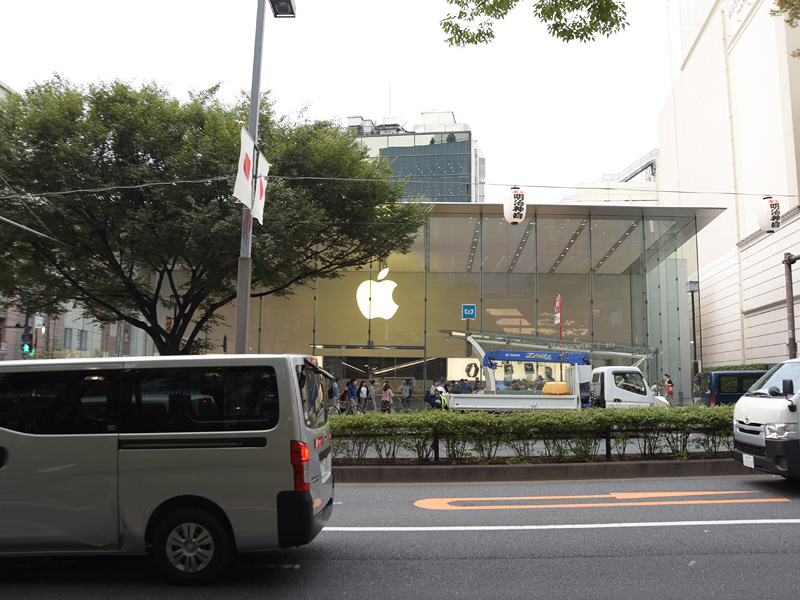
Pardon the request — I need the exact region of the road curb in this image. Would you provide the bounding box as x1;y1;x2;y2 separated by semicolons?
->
332;459;756;484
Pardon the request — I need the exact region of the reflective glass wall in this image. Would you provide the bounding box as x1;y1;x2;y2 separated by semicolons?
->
361;132;473;202
250;204;700;403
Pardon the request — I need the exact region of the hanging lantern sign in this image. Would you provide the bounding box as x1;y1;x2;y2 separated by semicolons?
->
757;196;780;233
504;186;526;225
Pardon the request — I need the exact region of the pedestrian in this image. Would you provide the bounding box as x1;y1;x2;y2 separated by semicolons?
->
381;382;394;413
357;380;369;411
434;385;448;410
664;373;675;404
459;378;472;394
329;378;340;406
425;378;441;408
347;379;358;411
400;379;413;410
366;380;377;412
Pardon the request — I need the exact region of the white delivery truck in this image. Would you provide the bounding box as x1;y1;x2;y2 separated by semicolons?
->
447;339;663;411
733;359;800;479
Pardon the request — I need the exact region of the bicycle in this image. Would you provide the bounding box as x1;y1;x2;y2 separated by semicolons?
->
326;394;364;417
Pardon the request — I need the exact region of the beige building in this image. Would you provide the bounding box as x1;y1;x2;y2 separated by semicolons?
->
657;0;800;367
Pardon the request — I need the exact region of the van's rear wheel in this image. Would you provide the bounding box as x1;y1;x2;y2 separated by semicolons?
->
153;508;233;585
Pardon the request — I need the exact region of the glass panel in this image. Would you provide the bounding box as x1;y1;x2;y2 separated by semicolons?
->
590;217;645;346
536;216;590;342
426;215;481;357
480;216;536;336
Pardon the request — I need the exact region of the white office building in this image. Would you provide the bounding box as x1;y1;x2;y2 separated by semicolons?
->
657;0;800;367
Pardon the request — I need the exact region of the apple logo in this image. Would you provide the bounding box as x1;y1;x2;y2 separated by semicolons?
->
356;267;399;319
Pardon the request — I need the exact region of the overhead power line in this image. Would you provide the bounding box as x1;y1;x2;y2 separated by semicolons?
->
0;174;794;203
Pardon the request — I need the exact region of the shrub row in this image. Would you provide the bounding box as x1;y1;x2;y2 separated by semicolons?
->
328;405;735;464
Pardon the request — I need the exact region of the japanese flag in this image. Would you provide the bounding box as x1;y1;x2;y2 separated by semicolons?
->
233;126;255;208
252;152;270;225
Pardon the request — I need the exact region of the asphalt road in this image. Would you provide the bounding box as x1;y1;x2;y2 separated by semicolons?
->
2;473;799;599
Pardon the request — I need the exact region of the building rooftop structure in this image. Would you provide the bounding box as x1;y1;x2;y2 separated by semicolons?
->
349;111;485;203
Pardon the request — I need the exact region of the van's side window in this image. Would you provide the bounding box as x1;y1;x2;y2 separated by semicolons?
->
0;370;121;434
298;365;327;429
120;365;279;433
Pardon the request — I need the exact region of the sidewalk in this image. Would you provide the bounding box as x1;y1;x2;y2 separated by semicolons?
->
333;459;757;484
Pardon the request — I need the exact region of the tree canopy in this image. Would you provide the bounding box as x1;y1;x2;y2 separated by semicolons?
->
0;77;429;355
441;0;628;46
772;0;800;57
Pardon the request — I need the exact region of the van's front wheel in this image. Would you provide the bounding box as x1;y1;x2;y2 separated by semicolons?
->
153;508;233;585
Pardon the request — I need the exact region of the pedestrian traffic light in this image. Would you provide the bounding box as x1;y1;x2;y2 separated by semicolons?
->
21;342;32;354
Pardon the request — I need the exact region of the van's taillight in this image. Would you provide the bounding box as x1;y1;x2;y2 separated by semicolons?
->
711;394;717;407
290;441;310;493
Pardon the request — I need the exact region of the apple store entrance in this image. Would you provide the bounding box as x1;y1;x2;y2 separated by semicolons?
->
248;202;721;405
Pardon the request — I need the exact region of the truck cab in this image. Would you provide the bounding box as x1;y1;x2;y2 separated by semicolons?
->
590;366;657;408
734;359;800;479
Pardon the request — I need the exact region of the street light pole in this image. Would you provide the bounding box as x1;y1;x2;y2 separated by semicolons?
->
784;252;799;359
234;0;295;355
686;280;699;377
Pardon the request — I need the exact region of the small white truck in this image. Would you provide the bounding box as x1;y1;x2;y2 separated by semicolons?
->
733;359;800;479
447;338;664;412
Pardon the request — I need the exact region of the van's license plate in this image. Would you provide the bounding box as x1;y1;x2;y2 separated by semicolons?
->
320;454;330;480
743;454;755;468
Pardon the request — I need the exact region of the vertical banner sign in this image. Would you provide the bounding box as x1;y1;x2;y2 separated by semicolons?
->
554;294;562;340
757;196;780;233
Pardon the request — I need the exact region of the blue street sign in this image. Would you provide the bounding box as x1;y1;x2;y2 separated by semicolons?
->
462;304;477;320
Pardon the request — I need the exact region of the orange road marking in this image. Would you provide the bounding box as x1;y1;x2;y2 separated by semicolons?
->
414;491;790;511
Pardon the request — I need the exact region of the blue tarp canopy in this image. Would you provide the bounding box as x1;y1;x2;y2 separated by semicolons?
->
483;350;590;369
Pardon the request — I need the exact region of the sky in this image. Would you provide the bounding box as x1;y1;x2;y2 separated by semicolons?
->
0;0;672;203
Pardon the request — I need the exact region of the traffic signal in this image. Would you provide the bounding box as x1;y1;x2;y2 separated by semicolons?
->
20;328;34;356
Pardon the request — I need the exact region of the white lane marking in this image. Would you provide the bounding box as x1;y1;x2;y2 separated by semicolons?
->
324;519;800;532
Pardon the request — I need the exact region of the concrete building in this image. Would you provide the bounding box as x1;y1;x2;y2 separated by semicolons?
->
657;0;800;367
349;111;485;203
0;80;16;99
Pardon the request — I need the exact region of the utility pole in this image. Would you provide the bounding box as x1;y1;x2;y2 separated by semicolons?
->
784;252;799;359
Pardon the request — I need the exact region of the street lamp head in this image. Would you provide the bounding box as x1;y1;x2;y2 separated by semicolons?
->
269;0;296;17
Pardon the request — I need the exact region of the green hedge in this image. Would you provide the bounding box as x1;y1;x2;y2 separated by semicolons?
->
328;405;735;464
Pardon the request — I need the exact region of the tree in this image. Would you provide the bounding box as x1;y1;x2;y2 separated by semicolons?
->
0;77;429;355
772;0;800;57
440;0;628;46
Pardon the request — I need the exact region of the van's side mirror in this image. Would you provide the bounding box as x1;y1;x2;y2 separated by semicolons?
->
783;379;797;412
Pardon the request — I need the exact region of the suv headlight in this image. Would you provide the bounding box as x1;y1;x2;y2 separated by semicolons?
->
765;423;799;440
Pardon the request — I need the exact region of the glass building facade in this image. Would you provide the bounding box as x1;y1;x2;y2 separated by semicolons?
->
245;202;721;404
360;132;474;203
349;114;485;204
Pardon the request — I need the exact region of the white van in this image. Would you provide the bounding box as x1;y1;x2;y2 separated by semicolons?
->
733;358;800;479
0;354;334;584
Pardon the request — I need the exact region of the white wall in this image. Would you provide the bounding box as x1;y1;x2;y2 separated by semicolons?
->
658;0;800;367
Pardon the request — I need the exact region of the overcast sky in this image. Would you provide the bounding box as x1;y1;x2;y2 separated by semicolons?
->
1;0;672;203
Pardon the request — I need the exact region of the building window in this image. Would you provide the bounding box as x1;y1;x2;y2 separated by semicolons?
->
63;328;72;350
77;329;88;351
